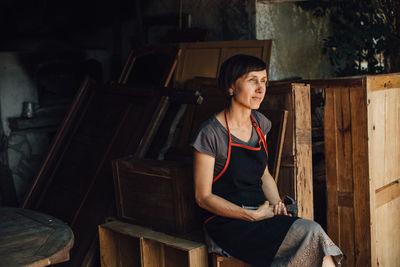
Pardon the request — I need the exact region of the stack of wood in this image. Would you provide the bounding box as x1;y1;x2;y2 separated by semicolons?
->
21;40;316;267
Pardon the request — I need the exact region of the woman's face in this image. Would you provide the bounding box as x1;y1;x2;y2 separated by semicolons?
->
230;69;267;110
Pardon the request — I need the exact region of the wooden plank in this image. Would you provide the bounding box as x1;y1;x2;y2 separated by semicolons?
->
384;88;400;186
375;197;400;267
262;81;313;219
375;179;400;208
335;87;353;193
350;81;371;266
366;73;400;92
323;84;340;244
293;83;313;219
338;206;355;267
259;109;288;182
187;246;208;267
273;110;288;182
141;239;165;267
98;226;141;267
100;221;205;251
367;90;386;190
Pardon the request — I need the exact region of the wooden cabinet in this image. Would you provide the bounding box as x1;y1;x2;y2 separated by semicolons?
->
99;220;207;267
308;73;400;266
262;81;313;220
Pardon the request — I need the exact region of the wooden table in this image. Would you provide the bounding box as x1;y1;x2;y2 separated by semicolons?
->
0;207;74;267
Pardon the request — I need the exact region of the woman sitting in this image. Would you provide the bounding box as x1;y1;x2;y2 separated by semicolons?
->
191;54;343;267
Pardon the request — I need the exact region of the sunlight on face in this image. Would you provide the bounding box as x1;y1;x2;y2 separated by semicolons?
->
230;70;267;110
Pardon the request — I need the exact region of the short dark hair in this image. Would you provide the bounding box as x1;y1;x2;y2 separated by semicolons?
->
218;54;266;95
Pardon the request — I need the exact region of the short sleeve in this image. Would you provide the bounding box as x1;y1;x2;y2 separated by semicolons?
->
252;111;272;135
190;122;218;158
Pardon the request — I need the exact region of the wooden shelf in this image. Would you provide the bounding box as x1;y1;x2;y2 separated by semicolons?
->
99;220;208;267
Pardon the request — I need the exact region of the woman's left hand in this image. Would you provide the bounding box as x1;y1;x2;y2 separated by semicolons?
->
273;202;288;216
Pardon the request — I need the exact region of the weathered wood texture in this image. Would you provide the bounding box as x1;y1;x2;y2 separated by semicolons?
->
21;77;164;266
309;73;400;267
174;40;272;86
212;254;251;267
262;81;313;219
112;158;197;234
99;220;208;267
0;207;74;267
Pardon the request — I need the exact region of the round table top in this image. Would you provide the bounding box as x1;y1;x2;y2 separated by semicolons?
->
0;207;74;267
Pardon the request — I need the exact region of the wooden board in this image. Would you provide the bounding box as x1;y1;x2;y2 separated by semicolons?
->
174;40;272;85
99;220;207;267
262;81;313;219
310;72;400;266
0;207;74;267
21;77;164;266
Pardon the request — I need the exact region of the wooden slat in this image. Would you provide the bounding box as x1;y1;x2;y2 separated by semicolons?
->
262;82;313;219
375;197;400;266
384;88;400;186
339;206;355;266
323;84;339;244
366;73;400;92
335;87;353;193
375;179;400;208
293;83;313;219
350;81;371;266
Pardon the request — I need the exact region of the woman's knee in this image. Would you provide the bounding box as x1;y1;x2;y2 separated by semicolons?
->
297;219;323;235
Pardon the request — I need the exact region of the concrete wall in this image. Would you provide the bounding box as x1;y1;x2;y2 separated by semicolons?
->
256;2;333;81
144;0;256;41
0;53;38;136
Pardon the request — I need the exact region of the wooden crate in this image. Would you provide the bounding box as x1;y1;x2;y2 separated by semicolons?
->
262;81;313;219
308;73;400;266
99;220;207;267
112;158;199;234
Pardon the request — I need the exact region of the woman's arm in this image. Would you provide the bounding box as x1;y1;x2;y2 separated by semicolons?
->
194;150;274;221
261;165;288;215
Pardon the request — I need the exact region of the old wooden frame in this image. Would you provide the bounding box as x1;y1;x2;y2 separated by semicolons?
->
22;77;164;266
118;44;181;87
174;40;272;86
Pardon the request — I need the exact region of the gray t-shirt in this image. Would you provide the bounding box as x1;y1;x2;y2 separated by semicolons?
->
191;110;271;177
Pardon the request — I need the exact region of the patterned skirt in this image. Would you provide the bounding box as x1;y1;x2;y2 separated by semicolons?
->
271;219;343;266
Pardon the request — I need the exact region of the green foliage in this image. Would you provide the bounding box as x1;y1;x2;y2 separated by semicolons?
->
298;0;400;76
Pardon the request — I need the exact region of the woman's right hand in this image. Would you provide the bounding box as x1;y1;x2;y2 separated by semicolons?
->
252;201;275;221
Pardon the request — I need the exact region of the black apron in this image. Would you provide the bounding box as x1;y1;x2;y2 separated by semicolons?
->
203;110;298;267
